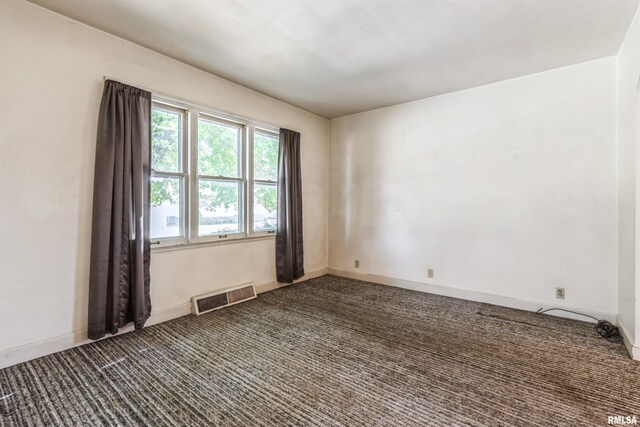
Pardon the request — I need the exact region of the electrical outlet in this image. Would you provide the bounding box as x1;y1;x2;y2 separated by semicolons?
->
427;269;434;279
354;260;360;269
556;287;565;299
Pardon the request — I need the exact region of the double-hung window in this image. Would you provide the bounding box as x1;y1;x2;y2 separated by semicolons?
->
251;130;279;233
150;104;188;243
197;115;244;238
150;99;279;247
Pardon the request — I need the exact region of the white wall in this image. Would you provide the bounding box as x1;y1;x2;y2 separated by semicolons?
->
617;5;640;352
0;0;328;355
330;57;618;318
1;0;636;365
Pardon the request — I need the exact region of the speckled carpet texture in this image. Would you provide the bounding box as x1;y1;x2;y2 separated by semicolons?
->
1;275;639;426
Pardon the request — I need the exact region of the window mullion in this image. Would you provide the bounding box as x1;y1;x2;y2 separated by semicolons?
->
181;108;190;245
247;125;255;236
189;108;200;243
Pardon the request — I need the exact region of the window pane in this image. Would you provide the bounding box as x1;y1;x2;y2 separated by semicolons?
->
254;132;279;181
254;183;277;232
151;109;182;173
198;118;241;177
150;176;183;239
199;179;242;236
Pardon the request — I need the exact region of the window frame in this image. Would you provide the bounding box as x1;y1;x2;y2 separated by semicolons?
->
150;101;189;248
150;96;280;248
195;113;246;242
250;127;279;236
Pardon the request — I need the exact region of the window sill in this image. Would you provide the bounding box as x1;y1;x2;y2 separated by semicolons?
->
151;234;276;253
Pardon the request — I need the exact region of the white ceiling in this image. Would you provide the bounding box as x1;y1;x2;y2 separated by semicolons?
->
29;0;638;118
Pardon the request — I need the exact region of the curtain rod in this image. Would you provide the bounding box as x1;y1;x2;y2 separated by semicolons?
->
102;75;281;132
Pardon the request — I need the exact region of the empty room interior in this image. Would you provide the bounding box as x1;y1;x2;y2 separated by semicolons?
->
3;0;640;425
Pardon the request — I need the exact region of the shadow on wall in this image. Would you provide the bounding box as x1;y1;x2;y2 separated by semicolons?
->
72;80;103;341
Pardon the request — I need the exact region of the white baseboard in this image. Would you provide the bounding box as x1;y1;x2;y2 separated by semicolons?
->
4;267;630;368
255;267;328;294
617;316;640;361
0;267;328;370
0;302;192;370
328;268;618;325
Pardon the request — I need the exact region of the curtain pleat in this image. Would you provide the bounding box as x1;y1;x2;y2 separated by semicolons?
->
88;80;152;340
276;128;305;283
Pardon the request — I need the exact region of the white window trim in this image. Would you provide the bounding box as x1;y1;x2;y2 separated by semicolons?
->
251;127;279;237
193;112;246;243
150;102;189;248
150;96;279;249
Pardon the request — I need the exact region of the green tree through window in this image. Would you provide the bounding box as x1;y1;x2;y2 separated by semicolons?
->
253;132;279;219
198;119;241;214
150;103;280;242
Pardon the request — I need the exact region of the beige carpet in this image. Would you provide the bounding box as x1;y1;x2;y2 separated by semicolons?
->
1;275;639;426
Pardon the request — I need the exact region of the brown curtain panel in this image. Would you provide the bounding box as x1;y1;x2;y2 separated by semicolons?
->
88;80;152;340
276;128;305;283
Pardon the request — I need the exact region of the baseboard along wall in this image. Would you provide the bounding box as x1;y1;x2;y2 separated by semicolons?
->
0;267;328;369
326;268;638;360
3;266;635;367
616;316;640;361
